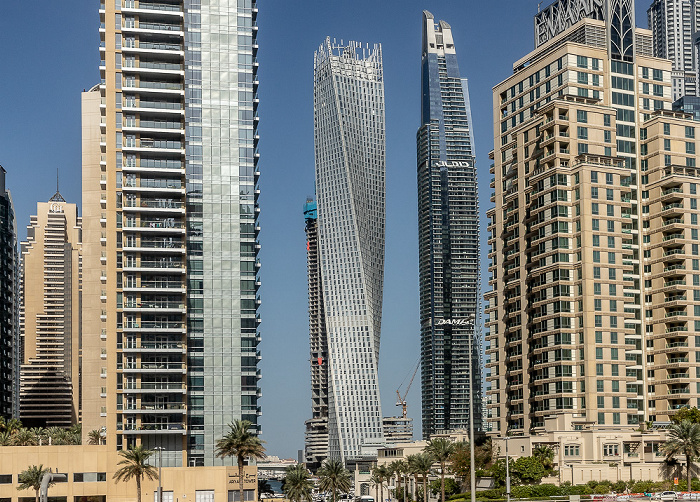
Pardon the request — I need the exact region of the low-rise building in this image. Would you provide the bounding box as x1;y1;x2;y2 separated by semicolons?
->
0;445;257;502
492;415;672;484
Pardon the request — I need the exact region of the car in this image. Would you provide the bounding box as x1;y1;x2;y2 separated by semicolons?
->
653;491;679;502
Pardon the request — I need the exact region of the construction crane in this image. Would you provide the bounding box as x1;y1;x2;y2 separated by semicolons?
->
396;359;420;419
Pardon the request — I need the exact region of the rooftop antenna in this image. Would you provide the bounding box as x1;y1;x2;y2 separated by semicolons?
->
49;168;66;203
538;1;543;12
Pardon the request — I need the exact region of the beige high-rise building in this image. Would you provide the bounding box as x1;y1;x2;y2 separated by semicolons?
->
81;0;262;467
19;193;82;427
486;0;700;437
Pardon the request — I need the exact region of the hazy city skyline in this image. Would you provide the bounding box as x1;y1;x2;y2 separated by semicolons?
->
0;1;654;457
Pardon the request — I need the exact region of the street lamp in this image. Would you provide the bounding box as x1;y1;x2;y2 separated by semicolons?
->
504;437;511;502
154;447;164;502
467;315;476;502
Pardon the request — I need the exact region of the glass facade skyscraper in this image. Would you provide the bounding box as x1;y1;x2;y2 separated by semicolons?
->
83;0;261;467
0;166;18;421
313;38;386;461
417;11;482;437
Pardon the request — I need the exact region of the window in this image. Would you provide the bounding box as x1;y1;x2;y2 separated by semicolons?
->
577;55;588;68
606;173;614;185
608;220;615;232
598;412;605;424
687;126;695;139
612;364;619;376
609;268;616;280
594;266;601;278
688;142;696;155
577;126;588;139
608;252;616;264
595;299;602;311
577;110;588;123
592;187;598;199
597;380;605;392
564;445;580;456
608;236;615;248
595;315;602;327
591;171;598;183
664;139;671;151
578;143;589;154
592;203;599;215
603;444;619;456
612;380;620;392
609;283;616;295
611;347;618;360
595;331;603;343
664;123;671;135
596;363;604;375
0;475;11;484
593;235;600;247
606;189;614;201
593;250;601;262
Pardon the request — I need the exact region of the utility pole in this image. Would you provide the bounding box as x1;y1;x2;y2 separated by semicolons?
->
155;447;164;502
505;437;511;502
467;315;476;502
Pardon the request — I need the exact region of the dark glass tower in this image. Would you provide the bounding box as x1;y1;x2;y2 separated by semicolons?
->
0;166;18;420
417;11;481;437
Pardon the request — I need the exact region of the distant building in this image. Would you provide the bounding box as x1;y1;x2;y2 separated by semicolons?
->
673;95;700;121
19;192;82;427
303;197;329;470
0;166;18;420
418;11;482;438
382;416;413;444
313;37;387;462
648;0;700;100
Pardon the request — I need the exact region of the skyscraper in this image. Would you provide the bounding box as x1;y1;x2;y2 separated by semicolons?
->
19;193;82;427
648;0;700;100
486;0;700;435
313;38;386;462
0;166;18;420
303;197;329;470
83;0;261;466
417;11;482;438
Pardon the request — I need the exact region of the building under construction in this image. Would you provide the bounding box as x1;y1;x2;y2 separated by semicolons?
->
303;198;329;470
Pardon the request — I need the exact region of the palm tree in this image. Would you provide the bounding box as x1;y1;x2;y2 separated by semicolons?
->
282;464;313;502
388;460;407;502
406;455;420;501
409;453;434;502
662;420;700;491
318;459;352;502
0;431;12;446
215;419;266;502
17;465;52;502
258;479;274;499
87;429;102;445
13;428;38;446
112;445;158;502
425;438;455;502
372;465;390;502
532;445;554;473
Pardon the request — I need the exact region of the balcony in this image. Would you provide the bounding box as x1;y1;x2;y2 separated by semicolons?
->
123;260;185;273
121;422;186;434
123;21;183;33
121;382;185;393
118;362;185;373
122;320;185;332
124;199;184;209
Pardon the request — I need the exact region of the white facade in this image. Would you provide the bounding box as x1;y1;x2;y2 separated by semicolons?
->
313;38;386;462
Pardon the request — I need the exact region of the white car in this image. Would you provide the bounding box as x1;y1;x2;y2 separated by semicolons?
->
653;491;679;502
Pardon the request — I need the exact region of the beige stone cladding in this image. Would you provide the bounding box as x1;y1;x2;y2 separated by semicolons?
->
0;445;256;502
485;17;677;436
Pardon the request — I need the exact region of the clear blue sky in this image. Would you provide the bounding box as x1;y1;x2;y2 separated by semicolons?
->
0;1;650;458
